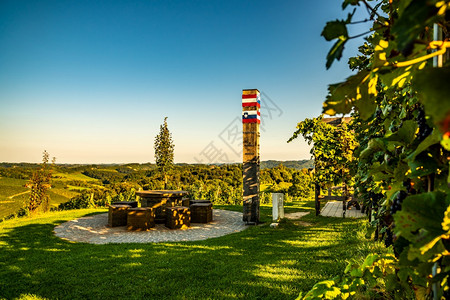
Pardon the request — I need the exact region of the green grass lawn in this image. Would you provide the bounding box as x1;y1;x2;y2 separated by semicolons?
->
0;200;375;300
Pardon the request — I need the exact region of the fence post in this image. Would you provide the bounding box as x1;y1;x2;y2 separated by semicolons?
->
315;183;321;216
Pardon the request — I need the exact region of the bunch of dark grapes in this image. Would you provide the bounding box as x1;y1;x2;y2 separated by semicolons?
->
391;190;407;215
416;107;432;142
384;228;394;247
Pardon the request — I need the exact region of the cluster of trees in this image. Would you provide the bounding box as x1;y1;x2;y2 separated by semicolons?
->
0;118;315;215
57;163;312;209
299;1;450;299
0;162;313;213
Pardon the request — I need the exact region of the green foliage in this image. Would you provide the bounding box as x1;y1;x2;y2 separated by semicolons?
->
288;116;357;187
302;0;450;298
154;117;175;187
260;159;314;170
27;151;54;214
322;10;355;69
2;162;310;216
288;171;313;198
301;254;416;299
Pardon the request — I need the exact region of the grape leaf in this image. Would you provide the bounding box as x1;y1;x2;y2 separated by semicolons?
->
342;0;360;9
409;152;439;177
386;120;417;145
353;79;377;120
407;129;441;161
326;37;348;69
394;191;447;247
323;71;369;115
413;67;450;135
322;20;348;41
391;0;439;54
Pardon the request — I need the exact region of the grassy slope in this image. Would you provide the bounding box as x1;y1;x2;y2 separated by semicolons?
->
0;178;29;219
52;172;98;182
0;172;91;219
0;202;373;300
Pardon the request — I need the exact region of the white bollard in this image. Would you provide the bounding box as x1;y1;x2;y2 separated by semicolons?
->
272;193;284;221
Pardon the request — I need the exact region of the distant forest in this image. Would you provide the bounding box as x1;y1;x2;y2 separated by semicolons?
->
0;160;314;219
260;160;313;170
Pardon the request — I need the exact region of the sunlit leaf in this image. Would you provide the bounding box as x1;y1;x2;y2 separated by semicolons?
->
442;205;450;232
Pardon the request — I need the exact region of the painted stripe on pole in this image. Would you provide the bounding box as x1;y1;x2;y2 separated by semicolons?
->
242;89;260;96
242;102;261;108
242;94;261;99
242;118;261;124
242;98;261;103
242;110;260;117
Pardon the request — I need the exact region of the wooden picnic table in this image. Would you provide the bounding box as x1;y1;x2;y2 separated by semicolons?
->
136;190;189;223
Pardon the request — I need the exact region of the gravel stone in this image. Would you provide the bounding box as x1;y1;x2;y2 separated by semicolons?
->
54;209;247;244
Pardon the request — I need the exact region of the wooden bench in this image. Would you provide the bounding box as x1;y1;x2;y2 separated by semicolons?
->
190;203;213;223
127;207;155;231
165;206;190;229
108;204;131;227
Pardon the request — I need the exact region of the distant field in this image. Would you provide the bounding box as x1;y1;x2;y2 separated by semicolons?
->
48;189;76;207
53;172;98;182
96;168;119;173
0;177;29;219
0;178;28;201
0;177;78;219
66;185;90;191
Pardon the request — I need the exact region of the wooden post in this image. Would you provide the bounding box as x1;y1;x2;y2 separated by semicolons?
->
342;184;348;211
242;89;260;224
314;183;321;216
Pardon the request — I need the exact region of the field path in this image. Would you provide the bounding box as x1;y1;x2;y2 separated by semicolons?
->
8;190;30;199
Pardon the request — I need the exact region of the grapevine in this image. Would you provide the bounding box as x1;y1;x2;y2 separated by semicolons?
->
299;0;450;298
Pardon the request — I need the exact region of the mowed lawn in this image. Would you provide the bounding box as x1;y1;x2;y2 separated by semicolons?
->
0;202;374;300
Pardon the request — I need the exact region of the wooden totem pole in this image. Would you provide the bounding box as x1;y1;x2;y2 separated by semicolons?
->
242;89;260;224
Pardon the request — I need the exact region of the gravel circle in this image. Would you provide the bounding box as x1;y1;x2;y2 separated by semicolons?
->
54;209;248;244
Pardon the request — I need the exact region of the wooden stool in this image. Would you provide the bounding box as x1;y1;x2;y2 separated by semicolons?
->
182;197;190;207
108;204;131;227
127;207;155;231
190;199;212;206
190;203;213;223
165;206;190;229
112;201;138;208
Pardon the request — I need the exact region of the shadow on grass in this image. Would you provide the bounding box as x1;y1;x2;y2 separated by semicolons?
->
0;207;367;299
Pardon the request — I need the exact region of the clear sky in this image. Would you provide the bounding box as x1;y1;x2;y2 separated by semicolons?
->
0;0;368;164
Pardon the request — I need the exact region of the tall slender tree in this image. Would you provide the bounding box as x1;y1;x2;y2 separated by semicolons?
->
154;117;174;189
27;150;54;213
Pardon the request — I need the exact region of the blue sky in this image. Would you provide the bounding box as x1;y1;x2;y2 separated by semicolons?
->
0;0;368;164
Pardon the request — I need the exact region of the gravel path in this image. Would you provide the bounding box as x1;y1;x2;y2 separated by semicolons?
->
54;209;247;244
